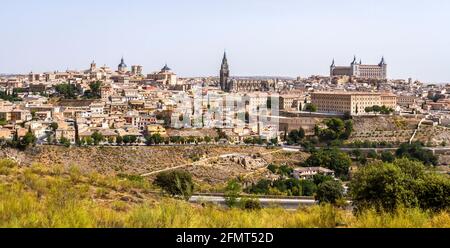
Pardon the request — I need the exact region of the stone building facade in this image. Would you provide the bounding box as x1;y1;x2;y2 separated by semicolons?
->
311;92;397;116
330;56;387;79
219;52;277;93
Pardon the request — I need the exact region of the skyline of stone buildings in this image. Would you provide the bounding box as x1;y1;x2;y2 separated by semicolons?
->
330;56;388;80
219;52;278;93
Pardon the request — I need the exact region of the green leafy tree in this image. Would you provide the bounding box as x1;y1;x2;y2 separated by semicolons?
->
367;150;378;159
325;118;345;135
204;136;212;144
300;140;316;153
278;165;294;177
416;173;450;211
128;135;138;144
304;148;351;179
59;137;71;147
358;155;368;165
216;128;228;140
31;110;37;120
316;180;344;204
187;136;196;144
19;128;37;149
313;173;334;186
74;119;80;146
0;90;22;102
342;120;353;139
123;135;131;144
305;103;317;113
85;137;94;146
154;170;194;201
0;118;7;126
266;97;272;109
267;164;278;174
396;142;438;166
287;128;306;145
349;158;438;213
86;81;102;99
91;131;104;145
145;133;164;145
224;179;242;208
380;151;395;163
50;122;59;132
270;138;279;146
247;179;271;195
116;136;123;145
300;180;317;196
55;83;78;99
351;149;362;159
244;137;254;144
316;118;353;142
365;105;394;115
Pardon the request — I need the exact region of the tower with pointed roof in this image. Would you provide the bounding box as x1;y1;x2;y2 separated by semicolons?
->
118;57;128;73
351;55;360;77
220;51;230;91
90;60;97;72
330;59;335;77
351;55;357;65
378;56;387;79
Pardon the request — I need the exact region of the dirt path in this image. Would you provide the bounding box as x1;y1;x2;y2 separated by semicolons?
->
141;149;282;177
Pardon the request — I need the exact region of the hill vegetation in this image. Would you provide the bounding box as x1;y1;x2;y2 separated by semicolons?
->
1;159;449;228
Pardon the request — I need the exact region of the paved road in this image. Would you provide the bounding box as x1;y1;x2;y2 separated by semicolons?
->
189;195;317;210
282;145;450;153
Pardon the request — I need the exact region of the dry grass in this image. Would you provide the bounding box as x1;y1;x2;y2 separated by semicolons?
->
1;159;449;228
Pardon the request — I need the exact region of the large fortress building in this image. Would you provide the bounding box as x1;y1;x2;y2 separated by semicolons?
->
330;56;387;79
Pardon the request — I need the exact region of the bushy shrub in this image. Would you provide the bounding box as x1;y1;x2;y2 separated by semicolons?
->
380;151;395;163
240;198;262;210
154;170;194;201
396;142;438;166
316;180;344;204
350;158;450;213
267;164;278;174
224;179;242;208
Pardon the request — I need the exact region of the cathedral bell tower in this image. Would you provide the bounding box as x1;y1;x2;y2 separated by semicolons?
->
90;60;97;72
220;52;230;91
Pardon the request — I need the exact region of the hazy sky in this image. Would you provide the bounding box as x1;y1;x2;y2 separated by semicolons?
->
1;0;449;82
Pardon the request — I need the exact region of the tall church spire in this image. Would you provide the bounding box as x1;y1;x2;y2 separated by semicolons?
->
351;55;357;65
222;51;228;66
220;51;230;91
